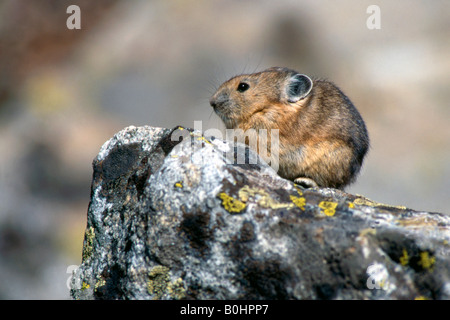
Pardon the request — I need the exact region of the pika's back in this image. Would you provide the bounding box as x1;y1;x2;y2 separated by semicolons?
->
210;67;369;189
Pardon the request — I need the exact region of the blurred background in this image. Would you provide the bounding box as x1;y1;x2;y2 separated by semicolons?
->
0;0;448;299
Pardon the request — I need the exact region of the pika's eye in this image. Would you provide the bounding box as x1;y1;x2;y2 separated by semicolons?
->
237;82;250;92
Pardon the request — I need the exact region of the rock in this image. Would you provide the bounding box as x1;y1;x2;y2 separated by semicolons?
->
71;125;450;300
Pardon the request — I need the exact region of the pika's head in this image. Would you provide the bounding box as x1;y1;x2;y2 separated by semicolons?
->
210;67;313;128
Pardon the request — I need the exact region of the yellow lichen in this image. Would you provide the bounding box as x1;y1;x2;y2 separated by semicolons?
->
147;266;186;300
197;136;212;145
318;201;338;217
174;181;183;188
378;278;387;290
418;251;435;271
258;195;293;209
167;278;186;300
399;249;409;266
218;192;246;213
352;197;406;210
238;185;294;209
81;282;90;290
238;185;257;202
82;226;95;261
290;195;306;210
295;185;303;194
94;278;106;292
353;198;376;207
147;266;170;300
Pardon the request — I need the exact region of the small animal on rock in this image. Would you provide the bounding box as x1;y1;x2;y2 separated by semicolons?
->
209;67;369;189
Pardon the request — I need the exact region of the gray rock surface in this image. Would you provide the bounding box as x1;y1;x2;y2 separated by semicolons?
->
71;125;450;300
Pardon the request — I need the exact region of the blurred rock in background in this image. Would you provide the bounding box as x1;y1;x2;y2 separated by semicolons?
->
0;0;448;299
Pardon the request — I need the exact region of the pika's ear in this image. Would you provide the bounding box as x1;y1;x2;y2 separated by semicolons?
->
286;74;313;103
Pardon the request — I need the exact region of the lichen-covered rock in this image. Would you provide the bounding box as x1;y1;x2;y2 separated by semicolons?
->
71;125;450;300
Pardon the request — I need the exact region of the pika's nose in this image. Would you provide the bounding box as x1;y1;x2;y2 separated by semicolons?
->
210;92;227;109
209;97;217;108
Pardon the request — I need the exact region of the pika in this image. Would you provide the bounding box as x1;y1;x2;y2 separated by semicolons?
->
209;67;369;190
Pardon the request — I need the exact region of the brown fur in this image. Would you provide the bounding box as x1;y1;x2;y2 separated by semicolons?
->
210;67;369;189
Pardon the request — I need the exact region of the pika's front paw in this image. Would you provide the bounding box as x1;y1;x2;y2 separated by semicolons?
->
294;177;319;189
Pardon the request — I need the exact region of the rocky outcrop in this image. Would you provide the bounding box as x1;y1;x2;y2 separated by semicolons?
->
71;125;450;300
